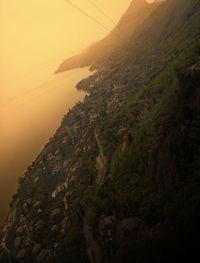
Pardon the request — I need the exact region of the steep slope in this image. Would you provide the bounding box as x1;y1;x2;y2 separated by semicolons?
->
1;0;200;263
55;0;161;73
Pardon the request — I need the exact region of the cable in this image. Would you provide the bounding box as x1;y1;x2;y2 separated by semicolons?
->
87;0;129;39
65;0;126;43
0;84;50;109
0;1;129;110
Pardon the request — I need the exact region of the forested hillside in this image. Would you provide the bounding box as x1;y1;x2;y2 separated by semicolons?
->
1;0;200;262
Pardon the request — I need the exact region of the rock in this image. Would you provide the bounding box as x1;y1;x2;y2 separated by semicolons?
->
32;243;42;254
37;249;49;261
16;249;26;260
14;237;23;248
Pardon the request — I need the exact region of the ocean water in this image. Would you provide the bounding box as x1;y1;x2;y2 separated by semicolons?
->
0;65;91;220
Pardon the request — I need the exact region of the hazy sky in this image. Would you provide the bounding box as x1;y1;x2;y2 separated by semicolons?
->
0;0;133;103
0;0;136;220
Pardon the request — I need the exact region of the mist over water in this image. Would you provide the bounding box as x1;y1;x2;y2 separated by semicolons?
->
0;65;91;221
0;0;131;223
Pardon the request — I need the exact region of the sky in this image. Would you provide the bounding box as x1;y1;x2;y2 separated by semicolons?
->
0;0;136;220
0;0;132;104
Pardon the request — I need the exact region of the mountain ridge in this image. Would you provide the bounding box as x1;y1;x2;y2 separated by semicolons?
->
55;0;161;73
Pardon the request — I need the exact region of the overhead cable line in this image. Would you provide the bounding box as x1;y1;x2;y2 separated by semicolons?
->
0;84;51;109
87;0;129;39
65;0;126;43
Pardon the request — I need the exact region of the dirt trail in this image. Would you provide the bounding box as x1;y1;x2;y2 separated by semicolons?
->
83;129;108;263
94;129;107;186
